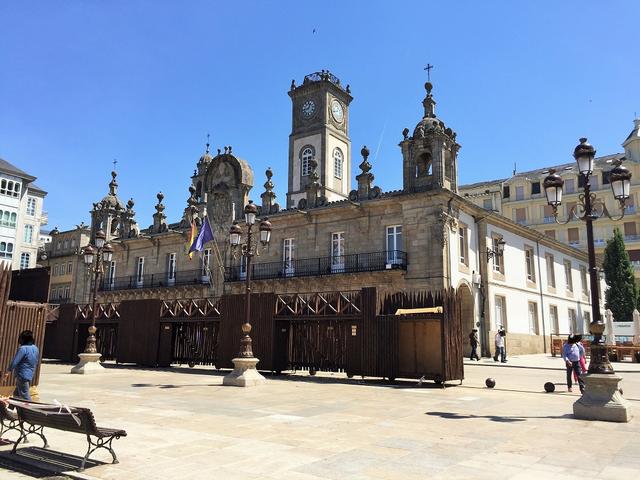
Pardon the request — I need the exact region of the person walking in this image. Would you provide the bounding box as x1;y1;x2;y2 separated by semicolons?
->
469;328;480;361
493;328;506;363
562;334;585;393
572;334;587;383
3;330;39;401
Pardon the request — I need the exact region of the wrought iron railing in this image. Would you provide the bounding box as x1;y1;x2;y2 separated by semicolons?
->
225;250;407;282
100;269;210;292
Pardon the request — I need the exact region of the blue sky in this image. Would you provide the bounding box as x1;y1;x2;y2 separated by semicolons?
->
1;1;638;231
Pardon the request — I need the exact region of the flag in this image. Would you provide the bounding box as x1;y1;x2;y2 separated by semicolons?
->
189;216;215;254
186;221;197;259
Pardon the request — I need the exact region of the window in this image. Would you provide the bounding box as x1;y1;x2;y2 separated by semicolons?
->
283;238;295;276
568;308;578;333
201;249;211;278
0;210;16;228
566;201;577;219
0;179;21;197
0;242;14;259
580;266;589;297
63;286;70;300
492;237;504;274
591;176;599;190
624;222;637;238
239;255;247;280
602;171;610;185
531;182;541;195
136;257;144;287
53;264;59;276
544;230;556;240
19;253;30;270
67;262;73;274
549;305;559;334
63;239;69;249
301;146;315;176
543;204;554;223
333;148;343;179
50;288;57;300
108;261;116;289
578;175;585;189
625;195;635;213
525;247;535;283
23;225;33;244
494;296;507;330
565;178;575;194
503;186;510;198
546;254;556;288
515;208;526;225
386;226;403;264
167;253;176;284
458;225;469;265
564;260;573;292
26;198;36;216
515;186;524;200
331;232;345;272
528;301;539;334
482;198;493;210
567;227;580;245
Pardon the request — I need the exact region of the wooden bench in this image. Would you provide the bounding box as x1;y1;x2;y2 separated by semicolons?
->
8;399;127;471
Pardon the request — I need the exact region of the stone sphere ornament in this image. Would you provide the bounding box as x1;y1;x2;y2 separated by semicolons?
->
544;382;555;393
485;378;496;388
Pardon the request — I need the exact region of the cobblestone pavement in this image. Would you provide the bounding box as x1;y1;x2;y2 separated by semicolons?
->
1;358;638;479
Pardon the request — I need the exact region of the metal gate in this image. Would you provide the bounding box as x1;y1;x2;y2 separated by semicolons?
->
171;320;219;366
277;317;354;373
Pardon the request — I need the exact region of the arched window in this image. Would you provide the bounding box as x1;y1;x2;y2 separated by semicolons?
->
10;212;16;225
333;148;343;179
301;146;315;176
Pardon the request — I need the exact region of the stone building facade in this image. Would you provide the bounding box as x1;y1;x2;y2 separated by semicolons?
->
460;118;640;281
57;71;597;356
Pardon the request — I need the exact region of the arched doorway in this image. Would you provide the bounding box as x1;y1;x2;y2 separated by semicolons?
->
458;283;475;357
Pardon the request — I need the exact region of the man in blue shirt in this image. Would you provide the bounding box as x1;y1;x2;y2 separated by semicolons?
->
3;330;39;401
562;334;585;393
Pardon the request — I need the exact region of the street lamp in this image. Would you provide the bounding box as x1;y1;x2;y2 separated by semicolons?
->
543;138;633;422
222;200;272;387
486;238;506;261
70;229;114;374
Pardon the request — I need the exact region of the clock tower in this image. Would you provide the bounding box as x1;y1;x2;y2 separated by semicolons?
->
286;70;353;208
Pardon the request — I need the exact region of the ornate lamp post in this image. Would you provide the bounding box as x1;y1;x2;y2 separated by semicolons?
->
70;229;114;374
223;200;272;387
543;138;633;422
486;238;506;261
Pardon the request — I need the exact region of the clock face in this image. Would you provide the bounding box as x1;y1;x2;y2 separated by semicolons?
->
331;99;344;123
302;100;316;118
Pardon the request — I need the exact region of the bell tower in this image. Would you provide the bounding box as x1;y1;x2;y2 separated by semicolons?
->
399;82;460;193
286;70;353;208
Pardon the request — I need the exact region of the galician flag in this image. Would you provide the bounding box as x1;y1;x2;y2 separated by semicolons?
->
189;216;215;254
186;221;197;259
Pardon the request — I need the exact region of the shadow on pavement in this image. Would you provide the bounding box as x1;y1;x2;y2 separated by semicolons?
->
0;446;102;478
426;411;574;422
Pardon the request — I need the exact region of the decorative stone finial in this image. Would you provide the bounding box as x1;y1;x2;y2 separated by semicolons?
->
357;145;375;200
261;167;278;214
152;191;168;233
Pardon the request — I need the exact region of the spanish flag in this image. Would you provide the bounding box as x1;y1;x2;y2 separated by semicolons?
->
186;221;197;259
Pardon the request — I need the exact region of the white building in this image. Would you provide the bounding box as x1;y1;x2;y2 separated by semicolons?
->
0;158;48;270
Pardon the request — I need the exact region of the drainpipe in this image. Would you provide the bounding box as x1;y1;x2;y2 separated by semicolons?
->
535;238;547;353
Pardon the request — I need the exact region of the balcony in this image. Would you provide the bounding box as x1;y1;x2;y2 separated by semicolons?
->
100;269;210;292
625;235;640;243
543;216;555;224
225;250;408;282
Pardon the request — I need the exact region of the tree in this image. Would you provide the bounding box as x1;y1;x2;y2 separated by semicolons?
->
603;227;637;322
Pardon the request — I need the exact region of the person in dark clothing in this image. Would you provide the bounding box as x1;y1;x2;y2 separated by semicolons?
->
3;330;39;401
469;328;480;360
